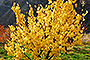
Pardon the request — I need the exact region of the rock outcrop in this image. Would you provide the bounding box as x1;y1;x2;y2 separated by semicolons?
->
0;0;48;27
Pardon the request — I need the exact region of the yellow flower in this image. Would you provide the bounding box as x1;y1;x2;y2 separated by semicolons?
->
80;30;83;33
75;3;77;8
34;5;37;8
82;13;86;16
48;0;52;4
13;2;16;6
8;25;15;31
81;1;85;7
11;6;15;11
26;2;29;4
82;9;83;11
83;18;85;21
86;10;88;14
72;0;76;3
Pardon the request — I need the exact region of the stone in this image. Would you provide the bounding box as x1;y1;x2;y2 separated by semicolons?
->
0;0;48;27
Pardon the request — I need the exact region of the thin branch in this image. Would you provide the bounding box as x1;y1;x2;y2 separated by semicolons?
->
23;53;31;60
46;48;51;59
48;54;54;60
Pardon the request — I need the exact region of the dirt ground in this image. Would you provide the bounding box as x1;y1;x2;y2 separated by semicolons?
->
81;33;90;43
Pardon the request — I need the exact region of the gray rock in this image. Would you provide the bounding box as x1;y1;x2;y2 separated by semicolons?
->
0;0;4;6
0;0;48;27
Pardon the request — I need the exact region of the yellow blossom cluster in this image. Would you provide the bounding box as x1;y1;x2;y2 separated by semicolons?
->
4;0;88;60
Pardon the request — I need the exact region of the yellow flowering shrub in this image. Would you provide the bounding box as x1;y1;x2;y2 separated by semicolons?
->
4;0;88;60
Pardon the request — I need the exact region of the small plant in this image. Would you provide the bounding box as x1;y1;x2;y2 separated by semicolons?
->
0;25;10;44
0;25;12;60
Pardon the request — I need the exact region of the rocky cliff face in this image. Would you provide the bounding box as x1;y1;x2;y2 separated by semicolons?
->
0;0;90;33
83;0;90;34
78;0;90;34
0;0;26;27
0;0;48;27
